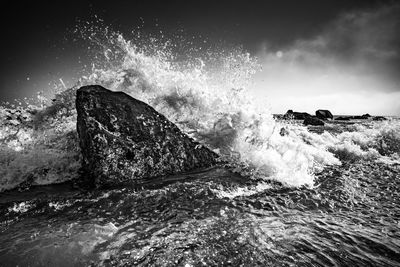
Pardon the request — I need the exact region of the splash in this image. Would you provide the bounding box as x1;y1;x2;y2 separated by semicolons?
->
1;23;398;191
0;89;80;191
76;26;342;187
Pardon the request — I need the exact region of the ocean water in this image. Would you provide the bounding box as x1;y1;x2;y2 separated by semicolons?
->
1;27;400;266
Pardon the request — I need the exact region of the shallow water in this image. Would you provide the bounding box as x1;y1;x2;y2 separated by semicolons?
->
1;159;399;266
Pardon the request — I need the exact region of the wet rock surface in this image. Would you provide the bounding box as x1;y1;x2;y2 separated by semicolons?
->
76;85;218;188
303;116;325;126
283;109;311;120
316;109;333;120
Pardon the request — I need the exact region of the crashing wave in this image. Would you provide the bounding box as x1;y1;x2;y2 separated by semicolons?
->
1;25;399;191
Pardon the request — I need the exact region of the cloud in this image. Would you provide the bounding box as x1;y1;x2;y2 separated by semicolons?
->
293;4;400;81
253;4;400;115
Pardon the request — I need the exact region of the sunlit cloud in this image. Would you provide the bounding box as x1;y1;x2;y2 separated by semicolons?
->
253;4;400;115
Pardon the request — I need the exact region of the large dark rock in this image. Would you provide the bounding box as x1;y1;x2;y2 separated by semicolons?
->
76;85;218;188
315;109;333;120
303;116;325;126
284;110;311;120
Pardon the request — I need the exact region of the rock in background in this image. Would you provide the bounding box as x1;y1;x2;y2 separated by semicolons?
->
316;110;333;120
304;116;325;126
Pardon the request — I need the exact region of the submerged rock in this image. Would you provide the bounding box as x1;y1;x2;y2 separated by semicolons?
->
373;116;387;121
349;114;372;120
76;85;218;188
315;109;333;120
303;116;325;126
279;127;289;136
335;116;350;121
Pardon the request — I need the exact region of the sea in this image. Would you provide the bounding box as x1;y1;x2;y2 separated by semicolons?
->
0;26;399;266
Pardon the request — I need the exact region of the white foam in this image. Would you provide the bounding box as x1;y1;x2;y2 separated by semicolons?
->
213;183;272;199
0;105;80;191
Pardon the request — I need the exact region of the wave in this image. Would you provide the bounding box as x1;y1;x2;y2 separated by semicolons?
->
1;25;399;191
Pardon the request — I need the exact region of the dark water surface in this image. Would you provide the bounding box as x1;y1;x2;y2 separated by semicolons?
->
1;161;399;266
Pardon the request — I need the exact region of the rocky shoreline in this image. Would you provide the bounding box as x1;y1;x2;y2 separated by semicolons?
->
274;109;387;126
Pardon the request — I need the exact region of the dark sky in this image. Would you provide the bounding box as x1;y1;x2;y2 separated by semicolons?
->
0;0;398;114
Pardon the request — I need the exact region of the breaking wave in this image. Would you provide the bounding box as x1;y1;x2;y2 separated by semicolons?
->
1;24;399;191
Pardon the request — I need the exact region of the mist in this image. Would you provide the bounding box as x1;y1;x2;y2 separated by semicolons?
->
253;4;400;116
